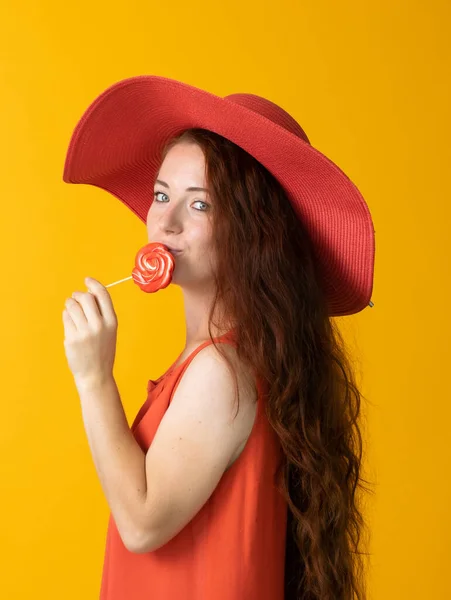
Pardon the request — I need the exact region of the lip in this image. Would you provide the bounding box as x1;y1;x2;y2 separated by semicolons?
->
155;242;182;254
164;245;182;254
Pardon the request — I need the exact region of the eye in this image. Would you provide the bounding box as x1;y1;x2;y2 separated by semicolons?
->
153;192;210;212
192;201;210;212
154;191;169;203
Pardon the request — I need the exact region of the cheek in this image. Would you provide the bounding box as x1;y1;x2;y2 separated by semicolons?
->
146;207;154;230
198;237;215;258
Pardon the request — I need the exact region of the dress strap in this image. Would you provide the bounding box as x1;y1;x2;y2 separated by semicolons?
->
147;329;237;391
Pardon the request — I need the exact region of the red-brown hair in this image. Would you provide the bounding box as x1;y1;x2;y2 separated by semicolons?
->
160;128;373;600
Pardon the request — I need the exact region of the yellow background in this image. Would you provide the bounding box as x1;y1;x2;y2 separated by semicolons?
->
1;1;449;598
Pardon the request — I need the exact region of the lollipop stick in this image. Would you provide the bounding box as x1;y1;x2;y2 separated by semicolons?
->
105;276;133;288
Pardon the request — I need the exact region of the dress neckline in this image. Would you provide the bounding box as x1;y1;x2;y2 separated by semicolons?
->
149;328;236;385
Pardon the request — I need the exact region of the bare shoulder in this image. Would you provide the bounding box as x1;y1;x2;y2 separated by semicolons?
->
185;342;258;467
136;340;258;552
198;341;257;390
188;341;257;416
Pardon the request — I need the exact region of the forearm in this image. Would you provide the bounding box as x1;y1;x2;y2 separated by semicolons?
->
75;376;148;551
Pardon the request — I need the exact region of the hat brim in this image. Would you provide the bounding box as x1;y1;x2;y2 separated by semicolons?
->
63;75;375;316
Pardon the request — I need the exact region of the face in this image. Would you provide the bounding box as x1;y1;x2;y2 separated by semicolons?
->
146;141;216;289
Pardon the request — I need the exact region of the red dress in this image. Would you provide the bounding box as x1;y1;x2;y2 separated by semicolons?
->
99;330;287;599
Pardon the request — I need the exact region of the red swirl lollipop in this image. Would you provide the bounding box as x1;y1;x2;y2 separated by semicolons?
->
132;242;175;292
105;242;175;292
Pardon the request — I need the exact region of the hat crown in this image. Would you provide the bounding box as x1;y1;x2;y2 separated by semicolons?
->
225;93;310;145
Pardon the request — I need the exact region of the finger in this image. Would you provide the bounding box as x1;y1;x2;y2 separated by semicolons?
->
62;308;77;337
65;297;89;331
72;291;103;328
85;278;117;325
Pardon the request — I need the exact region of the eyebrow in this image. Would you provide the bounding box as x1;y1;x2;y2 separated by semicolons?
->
155;179;208;193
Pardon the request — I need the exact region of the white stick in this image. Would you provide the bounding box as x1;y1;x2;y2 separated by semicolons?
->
105;276;133;288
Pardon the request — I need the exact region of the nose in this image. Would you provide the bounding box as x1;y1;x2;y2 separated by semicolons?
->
156;199;184;236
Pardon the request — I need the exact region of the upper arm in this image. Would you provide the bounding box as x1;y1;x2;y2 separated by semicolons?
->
133;343;257;553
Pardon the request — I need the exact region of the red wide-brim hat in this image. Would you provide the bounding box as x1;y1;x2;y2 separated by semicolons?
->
63;75;375;316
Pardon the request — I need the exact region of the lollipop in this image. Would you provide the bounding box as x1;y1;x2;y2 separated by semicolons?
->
105;242;175;292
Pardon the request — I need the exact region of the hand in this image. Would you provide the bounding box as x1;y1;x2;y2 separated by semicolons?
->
63;277;118;387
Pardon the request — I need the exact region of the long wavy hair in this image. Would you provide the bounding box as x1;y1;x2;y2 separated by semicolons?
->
159;128;373;600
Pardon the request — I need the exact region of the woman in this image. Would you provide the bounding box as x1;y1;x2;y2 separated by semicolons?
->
63;76;375;600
